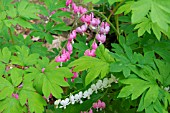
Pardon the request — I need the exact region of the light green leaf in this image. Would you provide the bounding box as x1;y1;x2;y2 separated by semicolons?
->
19;85;46;113
0;77;14;100
0;97;26;113
17;0;39;19
10;68;23;87
52;23;71;31
96;44;115;63
154;59;170;87
68;56;110;86
115;1;134;15
0;47;11;63
108;0;122;5
131;0;151;23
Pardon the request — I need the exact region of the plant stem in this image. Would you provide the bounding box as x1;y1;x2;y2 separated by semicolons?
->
108;0;125;20
8;28;14;44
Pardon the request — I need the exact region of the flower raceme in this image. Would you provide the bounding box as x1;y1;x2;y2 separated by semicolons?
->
56;1;111;63
54;75;118;109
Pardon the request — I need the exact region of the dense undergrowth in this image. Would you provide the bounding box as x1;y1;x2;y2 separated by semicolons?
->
0;0;170;113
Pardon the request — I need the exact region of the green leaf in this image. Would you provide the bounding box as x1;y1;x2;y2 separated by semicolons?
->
118;78;150;100
0;97;26;113
11;46;39;66
96;44;115;62
13;17;33;28
115;1;134;15
52;23;71;31
68;56;109;86
0;77;14;100
26;58;72;98
17;0;39;19
45;33;54;44
0;62;5;76
131;0;151;23
0;47;11;63
10;68;23;87
134;17;152;37
108;0;122;6
143;85;159;108
6;6;17;18
150;0;170;31
154;59;170;87
152;23;161;40
19;82;46;113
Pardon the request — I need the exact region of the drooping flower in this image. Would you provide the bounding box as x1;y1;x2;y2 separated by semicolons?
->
69;95;76;104
59;98;70;109
54;99;61;108
96;34;106;43
12;93;19;99
76;24;88;34
66;0;72;7
84;49;96;57
92;41;98;50
67;42;73;53
90;18;100;29
68;30;77;42
100;22;110;34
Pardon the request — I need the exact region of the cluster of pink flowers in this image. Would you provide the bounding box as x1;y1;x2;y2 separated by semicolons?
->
80;100;106;113
55;0;110;64
12;93;19;99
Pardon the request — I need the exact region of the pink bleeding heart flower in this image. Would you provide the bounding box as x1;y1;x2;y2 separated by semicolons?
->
88;109;93;113
51;10;56;15
100;22;110;34
92;41;98;50
55;54;67;62
96;34;106;43
67;42;73;53
12;93;19;99
64;77;68;82
84;49;96;57
49;93;53;98
80;13;94;24
79;6;87;14
60;8;70;12
100;102;106;109
72;2;77;10
62;49;71;60
76;24;88;34
66;0;72;6
72;72;78;79
90;18;100;28
68;30;77;41
41;68;45;73
93;102;99;109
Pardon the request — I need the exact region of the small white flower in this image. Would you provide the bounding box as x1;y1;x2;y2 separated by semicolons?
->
164;87;170;92
91;84;98;93
87;88;93;95
69;95;75;104
110;74;118;83
59;98;70;109
54;99;61;108
96;80;103;89
83;90;89;98
102;78;109;89
74;92;83;104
